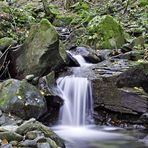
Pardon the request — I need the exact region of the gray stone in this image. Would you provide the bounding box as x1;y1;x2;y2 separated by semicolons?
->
37;142;51;148
18;139;37;147
68;47;102;64
0;131;23;142
10;19;67;79
26;130;43;140
0;110;2;116
16;119;65;148
1;144;13;148
0;79;47;119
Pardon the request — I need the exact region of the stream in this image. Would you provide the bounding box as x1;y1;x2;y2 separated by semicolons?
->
52;51;148;148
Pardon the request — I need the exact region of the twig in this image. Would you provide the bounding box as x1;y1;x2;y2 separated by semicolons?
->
0;61;10;78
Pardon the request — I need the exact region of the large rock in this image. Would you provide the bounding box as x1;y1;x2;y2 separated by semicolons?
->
65;15;126;50
0;79;47;119
87;15;126;49
10;19;67;79
90;60;148;114
38;71;64;125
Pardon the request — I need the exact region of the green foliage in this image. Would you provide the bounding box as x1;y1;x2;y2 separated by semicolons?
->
70;1;90;12
139;0;148;6
11;8;35;27
48;4;60;15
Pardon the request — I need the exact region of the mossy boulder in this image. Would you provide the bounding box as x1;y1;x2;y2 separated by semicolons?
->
87;15;126;49
10;19;67;79
0;79;47;119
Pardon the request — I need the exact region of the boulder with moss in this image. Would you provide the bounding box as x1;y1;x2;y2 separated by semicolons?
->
0;79;47;119
87;15;126;49
10;19;67;79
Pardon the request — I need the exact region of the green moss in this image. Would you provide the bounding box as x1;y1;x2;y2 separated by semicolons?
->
0;79;19;106
0;1;10;13
53;13;76;27
136;60;148;75
46;71;55;86
59;41;67;62
87;15;125;49
17;18;60;76
0;37;16;48
40;19;53;31
139;0;148;6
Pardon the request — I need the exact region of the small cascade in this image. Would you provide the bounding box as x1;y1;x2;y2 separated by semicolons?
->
66;50;92;66
57;76;93;126
53;49;128;148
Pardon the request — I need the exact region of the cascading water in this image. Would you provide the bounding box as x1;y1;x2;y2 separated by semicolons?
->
52;51;134;148
57;76;93;126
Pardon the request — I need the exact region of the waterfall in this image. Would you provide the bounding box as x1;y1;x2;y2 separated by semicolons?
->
57;76;93;126
66;50;92;67
56;50;93;126
53;50;131;148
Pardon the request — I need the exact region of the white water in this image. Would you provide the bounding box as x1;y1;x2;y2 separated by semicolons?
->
57;76;93;126
53;52;134;148
66;50;92;66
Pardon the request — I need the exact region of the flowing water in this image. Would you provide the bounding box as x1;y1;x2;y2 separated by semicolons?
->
57;76;93;126
52;52;147;148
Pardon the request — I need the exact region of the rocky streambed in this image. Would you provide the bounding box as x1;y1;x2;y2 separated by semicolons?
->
0;0;148;147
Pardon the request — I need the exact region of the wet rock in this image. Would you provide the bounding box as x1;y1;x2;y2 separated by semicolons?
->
113;50;144;61
18;139;37;147
60;58;148;124
37;142;51;148
116;61;148;93
0;110;2;116
140;113;148;123
0;112;22;126
91;60;148;114
0;131;23;142
10;19;67;79
0;114;6;125
25;74;35;82
38;72;64;111
26;130;43;140
121;43;133;53
16;118;65;148
1;144;12;148
36;137;58;148
0;79;47;119
96;49;112;60
66;51;80;66
69;47;102;63
9;141;18;146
